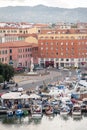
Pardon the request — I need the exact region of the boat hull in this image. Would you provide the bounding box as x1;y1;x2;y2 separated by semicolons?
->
31;113;42;119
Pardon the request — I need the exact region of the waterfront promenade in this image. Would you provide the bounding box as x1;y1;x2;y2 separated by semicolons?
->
13;69;61;90
13;69;76;91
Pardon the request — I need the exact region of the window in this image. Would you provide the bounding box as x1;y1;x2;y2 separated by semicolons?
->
66;42;68;45
5;57;7;61
10;49;12;53
61;42;63;45
66;48;69;50
56;58;59;61
46;47;48;50
51;42;53;45
41;47;43;50
5;50;7;54
38;30;41;33
28;48;30;51
9;55;12;60
2;50;4;54
25;48;27;52
66;59;69;61
51;47;53;50
71;42;73;45
2;58;4;62
61;53;63;56
61;58;63;61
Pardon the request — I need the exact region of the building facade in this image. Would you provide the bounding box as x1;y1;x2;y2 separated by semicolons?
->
0;41;38;68
38;32;87;68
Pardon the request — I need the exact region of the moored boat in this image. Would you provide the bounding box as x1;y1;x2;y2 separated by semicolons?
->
72;104;81;116
0;106;8;115
60;105;70;115
7;110;13;117
31;105;42;118
81;98;87;113
15;109;23;116
23;110;29;116
45;105;54;115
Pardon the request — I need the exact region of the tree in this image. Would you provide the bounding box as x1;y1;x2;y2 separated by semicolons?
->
0;75;4;83
3;64;15;82
0;63;3;76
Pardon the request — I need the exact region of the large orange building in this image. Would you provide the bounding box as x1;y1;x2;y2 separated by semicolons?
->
38;29;87;68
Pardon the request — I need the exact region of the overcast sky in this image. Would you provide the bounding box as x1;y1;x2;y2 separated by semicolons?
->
0;0;87;8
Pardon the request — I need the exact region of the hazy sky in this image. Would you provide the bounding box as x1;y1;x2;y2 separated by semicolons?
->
0;0;87;8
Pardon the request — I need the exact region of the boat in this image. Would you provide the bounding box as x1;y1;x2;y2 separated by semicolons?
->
31;105;42;118
7;110;13;117
72;104;81;116
23;110;29;116
60;105;70;115
81;98;87;113
53;105;60;114
15;109;23;116
0;106;9;115
45;105;54;115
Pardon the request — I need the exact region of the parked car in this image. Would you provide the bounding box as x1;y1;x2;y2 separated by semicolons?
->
14;67;25;72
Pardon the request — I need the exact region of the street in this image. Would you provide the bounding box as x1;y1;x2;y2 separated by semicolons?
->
15;69;77;91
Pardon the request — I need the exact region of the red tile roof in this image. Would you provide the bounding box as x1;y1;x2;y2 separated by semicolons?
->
0;41;32;48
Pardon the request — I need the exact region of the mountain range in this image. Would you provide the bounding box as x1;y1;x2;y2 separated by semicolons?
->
0;5;87;23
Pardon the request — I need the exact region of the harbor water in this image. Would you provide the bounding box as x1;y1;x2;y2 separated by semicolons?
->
0;114;87;130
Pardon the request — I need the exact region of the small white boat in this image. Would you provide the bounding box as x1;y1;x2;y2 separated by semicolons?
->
7;110;13;117
72;104;81;116
0;106;8;115
45;106;53;115
60;105;70;115
31;105;42;118
81;98;87;112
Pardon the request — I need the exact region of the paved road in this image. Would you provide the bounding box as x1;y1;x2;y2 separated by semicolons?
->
0;68;83;93
17;69;77;90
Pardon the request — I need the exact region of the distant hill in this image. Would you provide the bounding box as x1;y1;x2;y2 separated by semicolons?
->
0;5;87;23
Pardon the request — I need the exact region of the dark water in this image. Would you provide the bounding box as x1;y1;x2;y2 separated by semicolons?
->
0;114;87;130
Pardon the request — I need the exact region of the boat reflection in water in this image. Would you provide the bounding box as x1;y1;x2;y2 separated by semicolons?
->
1;115;42;125
0;113;86;130
72;115;82;121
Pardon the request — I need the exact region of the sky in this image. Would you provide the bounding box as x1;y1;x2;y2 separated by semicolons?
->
0;0;87;8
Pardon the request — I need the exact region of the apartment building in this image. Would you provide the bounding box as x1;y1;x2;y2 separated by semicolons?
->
38;30;87;68
0;41;38;68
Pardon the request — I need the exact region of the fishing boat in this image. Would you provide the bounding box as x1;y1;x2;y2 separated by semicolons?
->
45;105;54;115
15;109;23;116
7;110;13;117
60;105;70;115
0;106;8;115
72;104;81;116
31;105;42;118
23;110;29;116
81;98;87;113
